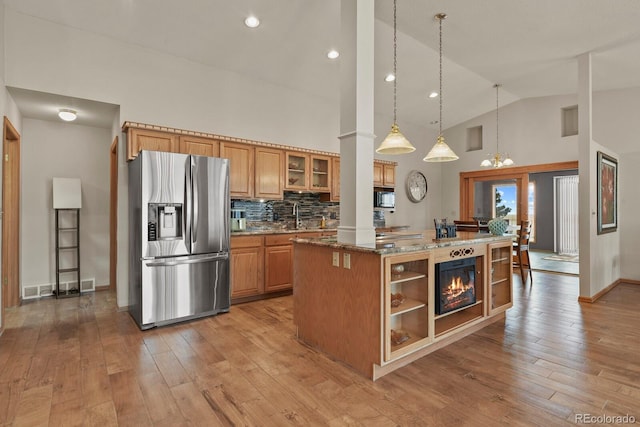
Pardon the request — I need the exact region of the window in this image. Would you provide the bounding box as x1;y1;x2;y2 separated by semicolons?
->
492;184;517;225
528;181;536;243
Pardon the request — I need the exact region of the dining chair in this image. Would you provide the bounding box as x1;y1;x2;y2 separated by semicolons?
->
513;220;533;284
453;219;480;233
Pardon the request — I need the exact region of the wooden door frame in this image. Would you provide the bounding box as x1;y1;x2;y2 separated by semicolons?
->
108;136;118;291
459;161;579;225
2;116;21;329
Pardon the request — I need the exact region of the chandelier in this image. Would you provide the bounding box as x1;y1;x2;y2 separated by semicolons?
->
424;13;458;162
481;84;514;168
376;0;415;154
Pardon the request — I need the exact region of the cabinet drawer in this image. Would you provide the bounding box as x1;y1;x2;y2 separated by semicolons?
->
265;234;295;246
301;232;322;239
231;235;263;249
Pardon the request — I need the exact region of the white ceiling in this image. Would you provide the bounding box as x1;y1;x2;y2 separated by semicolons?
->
5;0;640;131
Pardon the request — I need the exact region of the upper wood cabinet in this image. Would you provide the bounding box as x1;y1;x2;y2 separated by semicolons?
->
127;128;179;160
179;135;220;157
383;164;396;187
255;147;283;200
310;155;331;192
285;152;309;190
373;162;384;186
220;142;255;198
374;161;396;188
331;157;340;201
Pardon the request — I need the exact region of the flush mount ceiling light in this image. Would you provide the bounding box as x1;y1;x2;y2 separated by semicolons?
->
384;73;395;82
244;15;260;28
481;84;514;168
58;109;77;122
428;91;438;98
376;0;415;155
424;13;458;162
327;49;340;59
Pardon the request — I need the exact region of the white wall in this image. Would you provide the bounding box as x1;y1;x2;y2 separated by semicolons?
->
21;118;111;290
619;151;640;279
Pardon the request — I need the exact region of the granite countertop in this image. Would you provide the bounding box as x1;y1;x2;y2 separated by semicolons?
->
291;230;514;255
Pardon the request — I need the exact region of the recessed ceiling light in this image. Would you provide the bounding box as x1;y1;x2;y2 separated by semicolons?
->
327;50;340;59
429;91;439;98
58;109;77;122
429;120;439;125
384;73;395;82
244;16;260;28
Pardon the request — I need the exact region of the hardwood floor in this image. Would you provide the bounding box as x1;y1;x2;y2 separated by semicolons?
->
1;273;639;426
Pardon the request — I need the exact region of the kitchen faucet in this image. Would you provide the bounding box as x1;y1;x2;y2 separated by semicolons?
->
292;202;301;229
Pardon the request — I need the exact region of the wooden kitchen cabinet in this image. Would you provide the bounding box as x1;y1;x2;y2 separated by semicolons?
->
310;155;331;192
383;164;396;187
179;135;219;157
127;128;179;160
374;161;396;188
221;142;255;198
331;157;340;201
487;240;513;316
264;233;297;293
230;236;264;300
383;252;432;362
373;162;384;186
255;147;283;200
285;152;309;190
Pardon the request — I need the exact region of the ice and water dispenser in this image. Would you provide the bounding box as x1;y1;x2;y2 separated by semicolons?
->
148;203;183;241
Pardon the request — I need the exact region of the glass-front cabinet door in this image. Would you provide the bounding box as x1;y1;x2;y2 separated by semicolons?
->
285;152;309;190
310;155;330;192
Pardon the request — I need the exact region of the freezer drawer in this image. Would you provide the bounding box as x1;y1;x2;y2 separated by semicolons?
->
139;253;229;328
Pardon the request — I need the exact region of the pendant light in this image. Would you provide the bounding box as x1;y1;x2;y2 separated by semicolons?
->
480;84;514;168
424;13;458;162
376;0;415;155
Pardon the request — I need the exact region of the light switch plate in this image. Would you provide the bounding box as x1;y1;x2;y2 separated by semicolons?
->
343;253;351;269
332;252;340;267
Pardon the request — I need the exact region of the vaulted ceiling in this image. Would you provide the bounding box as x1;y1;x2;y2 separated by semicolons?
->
6;0;640;130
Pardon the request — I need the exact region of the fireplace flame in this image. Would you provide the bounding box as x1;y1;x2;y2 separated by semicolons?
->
445;276;474;299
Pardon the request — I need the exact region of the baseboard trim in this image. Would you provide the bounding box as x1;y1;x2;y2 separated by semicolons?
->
577;278;639;303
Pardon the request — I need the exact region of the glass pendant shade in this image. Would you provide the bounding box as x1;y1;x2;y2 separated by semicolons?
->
377;123;416;154
423;136;459;162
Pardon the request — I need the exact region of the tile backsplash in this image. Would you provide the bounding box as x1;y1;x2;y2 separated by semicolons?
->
231;192;387;228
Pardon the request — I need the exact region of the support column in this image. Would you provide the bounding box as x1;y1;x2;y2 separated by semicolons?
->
577;52;592;299
337;0;376;245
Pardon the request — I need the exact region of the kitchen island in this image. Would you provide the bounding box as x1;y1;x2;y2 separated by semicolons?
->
292;230;514;380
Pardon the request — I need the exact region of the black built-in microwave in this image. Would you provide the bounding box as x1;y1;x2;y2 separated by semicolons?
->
374;190;395;209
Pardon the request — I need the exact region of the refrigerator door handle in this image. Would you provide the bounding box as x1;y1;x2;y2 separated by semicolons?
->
184;156;192;250
192;157;199;244
144;253;228;267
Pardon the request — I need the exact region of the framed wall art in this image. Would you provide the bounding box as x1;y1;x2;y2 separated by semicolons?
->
597;151;617;234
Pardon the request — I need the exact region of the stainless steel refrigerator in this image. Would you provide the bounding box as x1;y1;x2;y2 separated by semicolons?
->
128;150;230;329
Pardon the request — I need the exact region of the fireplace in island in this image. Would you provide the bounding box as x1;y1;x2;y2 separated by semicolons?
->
435;257;477;315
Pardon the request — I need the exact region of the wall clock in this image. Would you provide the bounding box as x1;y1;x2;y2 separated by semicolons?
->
406;170;428;203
